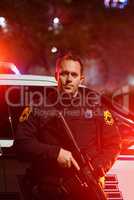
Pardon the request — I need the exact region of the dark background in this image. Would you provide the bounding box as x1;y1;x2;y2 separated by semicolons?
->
0;0;134;91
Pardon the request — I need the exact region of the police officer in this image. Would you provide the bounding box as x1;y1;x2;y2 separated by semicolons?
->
15;52;121;200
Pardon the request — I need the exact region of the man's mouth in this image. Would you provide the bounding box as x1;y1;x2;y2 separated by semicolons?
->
64;85;73;89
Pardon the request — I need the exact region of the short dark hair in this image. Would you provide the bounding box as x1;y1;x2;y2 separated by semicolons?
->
56;52;84;75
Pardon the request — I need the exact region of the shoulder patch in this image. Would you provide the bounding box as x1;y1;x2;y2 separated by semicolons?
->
19;107;32;122
103;110;114;126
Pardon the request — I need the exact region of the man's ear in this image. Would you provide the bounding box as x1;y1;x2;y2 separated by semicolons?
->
80;75;85;84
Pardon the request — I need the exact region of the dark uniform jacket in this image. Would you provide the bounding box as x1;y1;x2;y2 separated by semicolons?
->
15;87;121;193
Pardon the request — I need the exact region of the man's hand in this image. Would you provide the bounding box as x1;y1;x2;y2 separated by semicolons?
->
57;148;80;171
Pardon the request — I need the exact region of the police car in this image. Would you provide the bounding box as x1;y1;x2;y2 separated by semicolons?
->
0;67;134;200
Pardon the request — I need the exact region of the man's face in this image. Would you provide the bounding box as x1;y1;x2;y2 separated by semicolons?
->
56;59;84;96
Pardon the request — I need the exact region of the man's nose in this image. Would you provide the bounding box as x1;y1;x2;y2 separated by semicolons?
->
67;74;72;82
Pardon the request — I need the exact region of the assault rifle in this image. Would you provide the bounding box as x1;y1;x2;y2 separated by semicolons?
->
58;112;107;200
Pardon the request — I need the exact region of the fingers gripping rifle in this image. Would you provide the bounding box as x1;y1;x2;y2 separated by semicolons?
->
58;112;107;200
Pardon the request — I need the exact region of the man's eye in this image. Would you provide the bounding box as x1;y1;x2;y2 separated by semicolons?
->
71;73;78;77
60;72;68;76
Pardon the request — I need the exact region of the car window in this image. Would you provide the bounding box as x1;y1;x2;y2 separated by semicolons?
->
104;86;134;155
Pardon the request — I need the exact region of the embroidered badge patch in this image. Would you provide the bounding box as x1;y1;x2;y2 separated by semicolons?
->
103;110;114;126
19;107;31;122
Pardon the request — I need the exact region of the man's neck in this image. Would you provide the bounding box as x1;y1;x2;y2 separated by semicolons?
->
58;89;79;98
73;90;78;98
